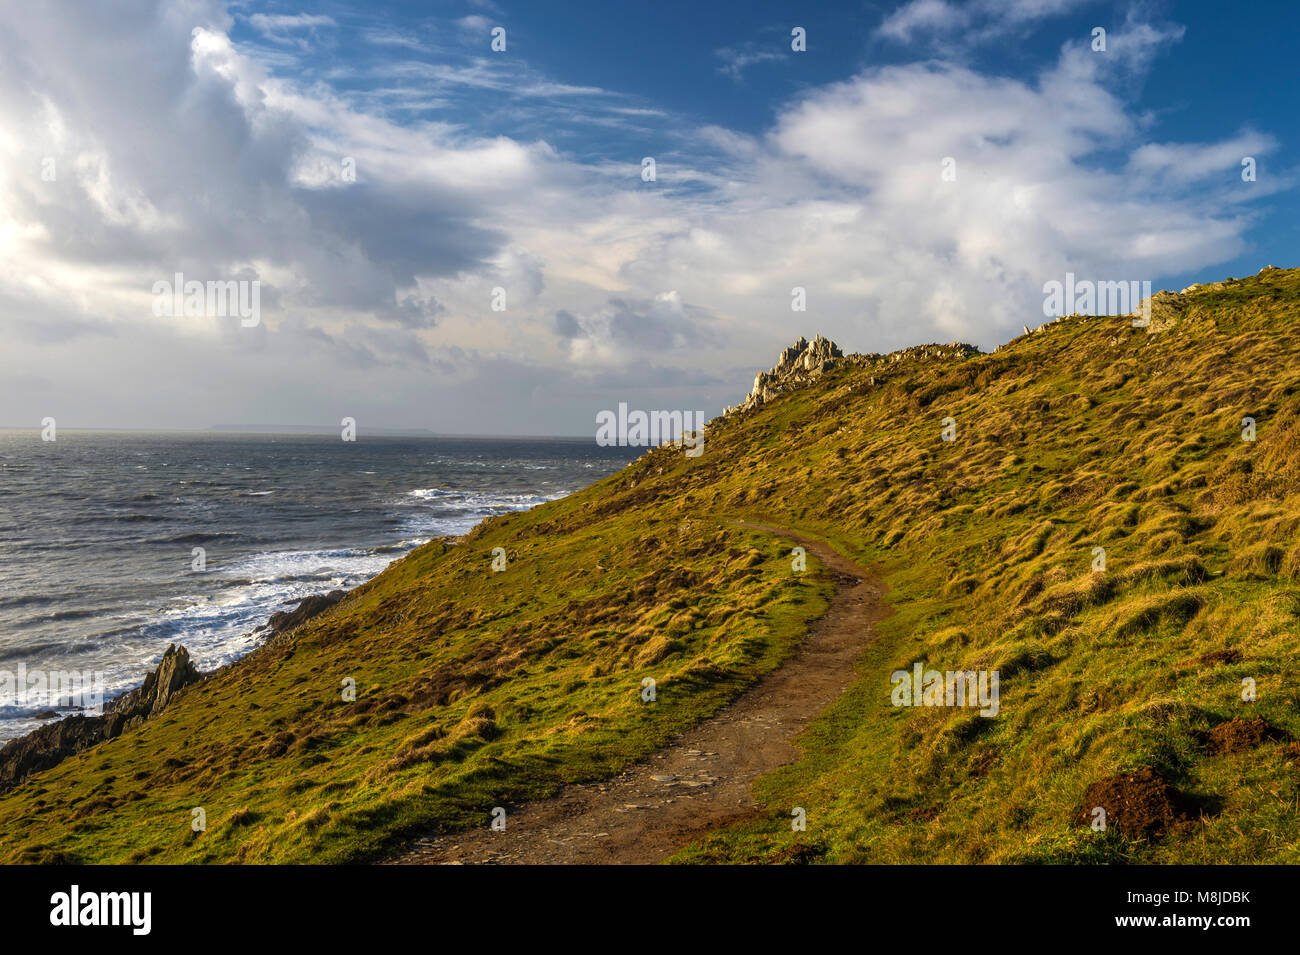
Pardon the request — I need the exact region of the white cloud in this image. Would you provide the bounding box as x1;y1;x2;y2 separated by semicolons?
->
0;3;1279;433
879;0;1091;45
715;45;786;81
879;0;968;42
1128;132;1277;187
247;12;336;48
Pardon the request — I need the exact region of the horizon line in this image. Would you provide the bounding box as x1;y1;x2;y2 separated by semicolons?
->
0;425;604;441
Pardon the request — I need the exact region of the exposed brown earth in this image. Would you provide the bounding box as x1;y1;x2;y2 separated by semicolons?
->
388;523;885;865
1203;717;1291;755
1077;768;1193;839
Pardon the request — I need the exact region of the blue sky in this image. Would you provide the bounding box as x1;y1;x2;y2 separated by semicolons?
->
225;0;1297;288
1;0;1295;432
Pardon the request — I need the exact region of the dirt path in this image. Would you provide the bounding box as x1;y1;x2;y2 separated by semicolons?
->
387;523;885;865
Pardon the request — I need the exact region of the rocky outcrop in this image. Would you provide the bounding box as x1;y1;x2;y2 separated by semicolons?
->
0;588;350;795
1135;267;1285;334
726;335;843;414
258;589;347;638
0;644;201;794
0;587;353;795
108;643;201;722
884;342;980;364
1132;289;1191;333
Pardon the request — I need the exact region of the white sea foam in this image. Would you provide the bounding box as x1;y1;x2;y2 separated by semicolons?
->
101;488;555;707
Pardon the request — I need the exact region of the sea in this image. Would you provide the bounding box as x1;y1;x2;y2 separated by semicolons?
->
0;431;637;743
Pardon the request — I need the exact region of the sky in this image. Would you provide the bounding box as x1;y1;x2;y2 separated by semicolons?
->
0;0;1295;434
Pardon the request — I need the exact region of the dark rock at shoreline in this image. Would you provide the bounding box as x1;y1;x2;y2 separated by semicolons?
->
0;644;201;795
0;714;109;794
106;643;201;722
0;588;350;795
259;590;347;637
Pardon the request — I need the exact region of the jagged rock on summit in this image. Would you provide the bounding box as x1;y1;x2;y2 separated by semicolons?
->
727;335;843;414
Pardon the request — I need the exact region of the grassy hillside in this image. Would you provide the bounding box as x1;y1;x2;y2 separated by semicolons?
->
5;266;1300;863
0;506;825;863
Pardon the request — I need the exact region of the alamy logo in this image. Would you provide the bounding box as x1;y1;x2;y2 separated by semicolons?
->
50;885;151;935
596;402;705;457
890;662;999;717
0;664;104;715
1042;272;1152;327
151;272;261;327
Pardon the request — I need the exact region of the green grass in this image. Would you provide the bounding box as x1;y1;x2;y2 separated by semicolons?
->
0;506;830;863
6;266;1300;863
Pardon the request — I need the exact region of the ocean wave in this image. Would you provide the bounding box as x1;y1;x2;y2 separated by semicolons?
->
0;593;62;611
399;487;564;536
407;487;558;508
0;640;115;676
221;546;393;581
10;607;112;626
0;641;65;663
150;531;245;545
0;704;81;721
